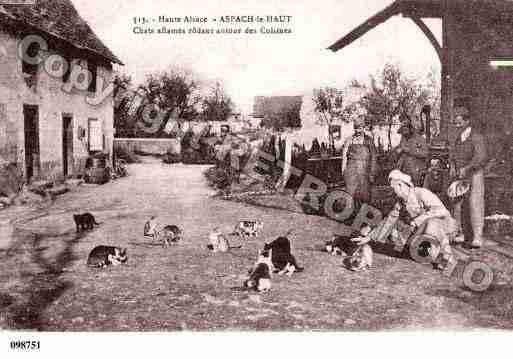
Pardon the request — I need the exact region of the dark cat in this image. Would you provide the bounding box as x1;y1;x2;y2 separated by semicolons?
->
244;249;273;292
74;212;100;232
326;225;373;256
159;225;182;246
263;236;303;276
325;234;359;256
87;245;127;268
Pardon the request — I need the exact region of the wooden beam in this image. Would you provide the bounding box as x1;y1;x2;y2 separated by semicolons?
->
440;0;455;140
409;16;442;63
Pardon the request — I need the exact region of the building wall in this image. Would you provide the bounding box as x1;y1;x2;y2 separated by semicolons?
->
450;15;513;161
0;30;114;182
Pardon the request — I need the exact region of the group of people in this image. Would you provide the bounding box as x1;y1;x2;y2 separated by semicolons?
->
340;101;487;269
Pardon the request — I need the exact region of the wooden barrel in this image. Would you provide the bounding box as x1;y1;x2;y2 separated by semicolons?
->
85;153;109;184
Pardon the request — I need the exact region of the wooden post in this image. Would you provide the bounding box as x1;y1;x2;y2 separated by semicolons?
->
440;1;454;141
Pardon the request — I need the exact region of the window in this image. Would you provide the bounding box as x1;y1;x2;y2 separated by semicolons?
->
88;118;103;152
22;42;39;75
87;61;97;93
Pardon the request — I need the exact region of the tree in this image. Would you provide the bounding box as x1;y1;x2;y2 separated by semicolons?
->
113;72;136;137
137;67;201;136
358;64;429;151
259;97;302;132
313;87;354;150
200;82;234;122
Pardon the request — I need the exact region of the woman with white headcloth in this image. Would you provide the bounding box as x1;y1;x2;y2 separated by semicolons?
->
354;169;457;270
390;169;457;268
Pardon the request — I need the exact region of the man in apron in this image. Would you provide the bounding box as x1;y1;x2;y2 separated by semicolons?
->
341;115;377;204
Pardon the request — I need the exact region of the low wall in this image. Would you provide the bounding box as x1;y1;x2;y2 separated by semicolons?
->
114;138;181;156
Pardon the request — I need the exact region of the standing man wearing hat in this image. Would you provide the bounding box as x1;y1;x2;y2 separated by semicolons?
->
450;104;487;249
396;113;429;187
341;114;377;204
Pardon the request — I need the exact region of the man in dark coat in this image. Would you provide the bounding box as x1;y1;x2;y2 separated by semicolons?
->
450;104;487;248
396;116;428;186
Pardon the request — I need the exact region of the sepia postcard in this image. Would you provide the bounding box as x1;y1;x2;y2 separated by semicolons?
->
0;0;512;357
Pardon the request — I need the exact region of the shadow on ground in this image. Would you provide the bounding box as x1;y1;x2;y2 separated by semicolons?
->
1;229;83;330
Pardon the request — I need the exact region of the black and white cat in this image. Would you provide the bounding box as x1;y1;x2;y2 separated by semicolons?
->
325;234;358;256
244;249;273;292
87;245;128;268
263;236;303;276
74;213;100;232
233;220;263;238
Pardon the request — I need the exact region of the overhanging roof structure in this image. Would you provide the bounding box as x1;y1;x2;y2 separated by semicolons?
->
328;0;513;54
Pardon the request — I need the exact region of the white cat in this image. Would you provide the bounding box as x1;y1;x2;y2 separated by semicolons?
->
207;228;242;252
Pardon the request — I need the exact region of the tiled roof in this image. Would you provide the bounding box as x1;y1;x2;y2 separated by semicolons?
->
0;0;123;65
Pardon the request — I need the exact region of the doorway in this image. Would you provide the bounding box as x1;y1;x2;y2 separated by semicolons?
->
62;114;73;177
23;104;39;181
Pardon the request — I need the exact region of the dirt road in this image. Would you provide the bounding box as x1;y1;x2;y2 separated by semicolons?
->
1;156;512;330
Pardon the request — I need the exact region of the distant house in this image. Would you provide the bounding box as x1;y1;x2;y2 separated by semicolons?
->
0;0;123;182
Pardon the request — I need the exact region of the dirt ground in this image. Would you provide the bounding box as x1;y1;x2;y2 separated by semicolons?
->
1;156;513;331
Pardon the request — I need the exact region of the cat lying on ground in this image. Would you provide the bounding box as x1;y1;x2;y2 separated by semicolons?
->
244;249;273;292
74;212;100;232
87;245;127;268
232;220;263;239
263;235;303;276
207;228;242;252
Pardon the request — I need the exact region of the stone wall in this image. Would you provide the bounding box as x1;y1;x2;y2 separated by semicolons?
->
114;138;181;156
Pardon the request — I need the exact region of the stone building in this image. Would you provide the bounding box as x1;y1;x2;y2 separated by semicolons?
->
0;0;123;182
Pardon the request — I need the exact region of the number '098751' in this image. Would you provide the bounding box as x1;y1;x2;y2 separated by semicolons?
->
10;340;40;350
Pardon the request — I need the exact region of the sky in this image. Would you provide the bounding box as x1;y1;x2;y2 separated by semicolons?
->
73;0;442;114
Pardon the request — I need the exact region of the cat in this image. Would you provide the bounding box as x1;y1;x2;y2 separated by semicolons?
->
325;234;359;256
207;228;242;252
143;217;182;247
159;225;182;247
143;216;159;240
232;220;263;238
244;249;273;292
347;225;374;271
74;213;100;232
263;236;303;276
87;245;127;268
327;225;373;256
348;244;373;271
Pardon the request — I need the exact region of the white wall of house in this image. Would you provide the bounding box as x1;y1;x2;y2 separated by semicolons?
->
0;30;115;181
